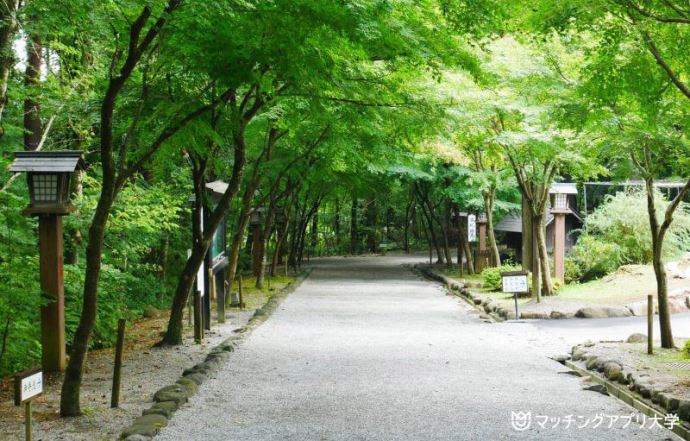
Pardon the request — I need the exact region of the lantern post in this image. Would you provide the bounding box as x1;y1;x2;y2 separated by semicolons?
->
10;151;84;373
550;183;577;282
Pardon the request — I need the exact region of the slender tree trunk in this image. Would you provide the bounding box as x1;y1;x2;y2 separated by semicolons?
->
0;0;19;137
645;178;674;348
350;197;358;254
442;201;453;267
24;32;42;151
484;192;501;267
521;195;533;271
533;212;553;295
365;199;377;253
334;198;341;248
61;189;115;416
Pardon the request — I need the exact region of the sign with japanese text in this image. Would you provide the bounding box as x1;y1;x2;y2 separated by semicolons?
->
467;215;477;242
501;271;529;294
14;369;42;405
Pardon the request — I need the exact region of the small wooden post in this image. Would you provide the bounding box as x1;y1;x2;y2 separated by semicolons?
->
25;401;32;441
238;274;245;310
647;295;653;355
111;318;126;408
194;290;203;343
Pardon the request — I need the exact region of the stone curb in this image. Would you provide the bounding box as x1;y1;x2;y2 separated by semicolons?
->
567;343;690;440
416;264;690;321
414;264;508;322
120;269;313;440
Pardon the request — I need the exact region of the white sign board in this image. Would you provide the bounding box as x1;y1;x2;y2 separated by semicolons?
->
467;215;477;242
501;272;529;294
15;371;42;404
188;249;205;296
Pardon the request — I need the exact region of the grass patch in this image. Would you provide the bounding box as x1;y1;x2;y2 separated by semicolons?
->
228;274;295;310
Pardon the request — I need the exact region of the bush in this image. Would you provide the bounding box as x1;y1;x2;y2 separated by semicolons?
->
683;339;690;359
565;188;690;283
481;264;522;291
565;236;622;283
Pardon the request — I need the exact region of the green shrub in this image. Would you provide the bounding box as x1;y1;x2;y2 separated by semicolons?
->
481;264;522;291
565;188;690;283
565;236;622;283
683;339;690;359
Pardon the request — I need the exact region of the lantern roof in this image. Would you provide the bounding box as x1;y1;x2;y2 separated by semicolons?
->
10;150;84;173
205;180;229;196
550;182;578;195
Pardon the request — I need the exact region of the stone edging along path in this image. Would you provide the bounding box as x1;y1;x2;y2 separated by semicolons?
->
417;264;690;320
119;269;313;441
565;343;690;441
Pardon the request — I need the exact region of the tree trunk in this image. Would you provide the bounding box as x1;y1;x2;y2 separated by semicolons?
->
365;199;377;253
60;189;115;416
484;192;501;267
441;201;453;267
24;32;42;151
521;196;533;271
533;212;553;295
334;198;341;248
645;178;674;348
0;0;19;137
350;197;358;254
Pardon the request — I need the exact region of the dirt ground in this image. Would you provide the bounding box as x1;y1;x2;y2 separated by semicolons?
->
0;275;294;441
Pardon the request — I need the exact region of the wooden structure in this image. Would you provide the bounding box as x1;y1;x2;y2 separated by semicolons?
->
10;151;84;373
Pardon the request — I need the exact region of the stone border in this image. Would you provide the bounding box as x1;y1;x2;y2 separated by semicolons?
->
120;269;313;440
567;343;690;440
418;264;690;320
414;264;511;321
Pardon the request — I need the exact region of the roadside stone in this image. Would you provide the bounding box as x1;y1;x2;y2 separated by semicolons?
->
143;401;179;419
153;384;188;405
183;372;207;385
571;347;586;361
585;356;599;370
521;311;549;320
550;310;571;319
661;394;680;412
121;423;161;439
668;296;687;313
551;354;569;364
176;377;199;396
583;340;595;347
677;400;690;422
473;297;482;305
583;384;608;396
636;383;652;399
575;307;632;319
133;414;168;428
603;362;623;381
626;333;647;343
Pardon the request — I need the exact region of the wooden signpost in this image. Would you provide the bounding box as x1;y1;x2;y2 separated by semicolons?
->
501;271;529;320
14;368;43;441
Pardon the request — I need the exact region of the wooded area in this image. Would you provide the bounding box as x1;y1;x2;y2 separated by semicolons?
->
2;0;690;418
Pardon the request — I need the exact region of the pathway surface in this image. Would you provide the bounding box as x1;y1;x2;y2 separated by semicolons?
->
157;255;678;440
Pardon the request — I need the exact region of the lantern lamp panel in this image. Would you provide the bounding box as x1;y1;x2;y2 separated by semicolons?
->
32;174;59;203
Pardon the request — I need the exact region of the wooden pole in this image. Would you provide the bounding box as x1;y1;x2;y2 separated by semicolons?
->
25;401;32;441
648;294;654;355
238;274;244;310
38;214;66;372
110;318;126;408
194;290;203;343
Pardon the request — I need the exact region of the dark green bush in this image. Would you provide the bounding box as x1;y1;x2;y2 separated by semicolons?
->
481;264;522;291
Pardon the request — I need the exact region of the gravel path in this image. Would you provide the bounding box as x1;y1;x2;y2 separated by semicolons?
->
157;255;677;440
